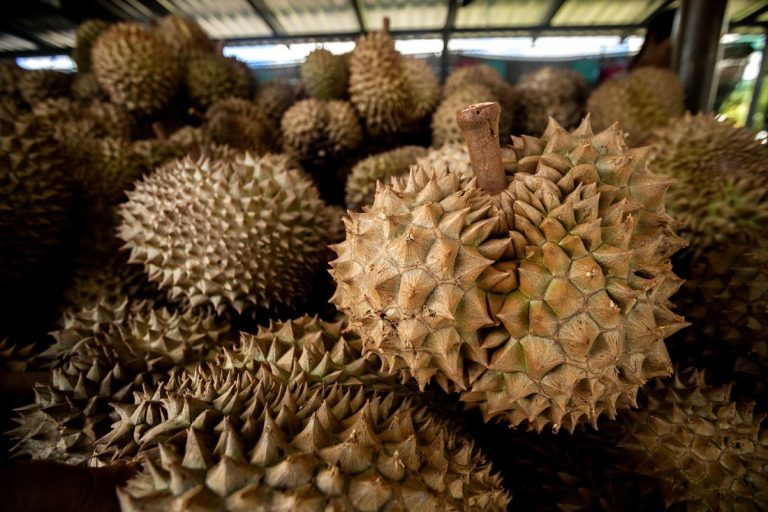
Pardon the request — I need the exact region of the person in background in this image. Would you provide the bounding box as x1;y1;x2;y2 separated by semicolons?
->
629;8;676;69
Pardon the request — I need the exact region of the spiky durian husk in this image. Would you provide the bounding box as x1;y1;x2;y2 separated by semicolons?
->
71;71;107;101
331;117;688;432
155;14;214;60
588;67;684;146
9;362;148;466
92;23;180;115
616;369;768;510
416;142;518;180
404;57;441;124
651;113;768;255
72;19;111;72
281;98;362;166
31;98;134;144
442;64;516;139
39;298;232;374
301;48;348;100
254;80;298;130
205;97;272;153
118;151;339;315
0;108;74;288
185;53;255;109
514;66;589;135
0;338;37;372
431;83;497;147
114;373;510;510
18;69;72;105
345;145;428;210
348;29;411;136
0;60;21;98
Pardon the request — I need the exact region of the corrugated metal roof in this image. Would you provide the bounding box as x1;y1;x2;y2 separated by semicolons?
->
455;0;553;29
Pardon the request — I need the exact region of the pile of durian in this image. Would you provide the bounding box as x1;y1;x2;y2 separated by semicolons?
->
0;14;766;512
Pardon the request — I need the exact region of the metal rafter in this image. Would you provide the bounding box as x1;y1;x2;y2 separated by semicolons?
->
542;0;566;26
735;2;768;25
245;0;285;36
350;0;365;33
440;0;459;82
0;25;58;51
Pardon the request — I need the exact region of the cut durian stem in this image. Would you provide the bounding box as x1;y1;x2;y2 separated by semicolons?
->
457;101;505;193
382;16;390;35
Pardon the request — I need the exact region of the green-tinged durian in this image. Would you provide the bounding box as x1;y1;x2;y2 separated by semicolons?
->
331;106;687;431
616;369;768;510
345;145;427;210
72;19;111;72
205;97;272;152
92;23;180;115
114;374;510;510
0;107;74;289
18;69;72;105
155;14;215;60
514;66;589;135
118;151;341;315
0;338;38;372
588;67;684;146
431;83;497;148
348;23;411;136
185;53;255;109
281;98;363;166
71;71;107;101
254;80;298;150
404;57;441;124
301;48;348;100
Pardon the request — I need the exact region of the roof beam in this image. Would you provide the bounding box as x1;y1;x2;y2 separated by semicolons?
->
440;0;459;82
735;3;768;25
542;0;566;27
350;0;365;33
245;0;285;36
0;24;58;51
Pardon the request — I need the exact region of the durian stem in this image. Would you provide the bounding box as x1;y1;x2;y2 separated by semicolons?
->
382;17;390;35
457;102;505;194
152;122;168;141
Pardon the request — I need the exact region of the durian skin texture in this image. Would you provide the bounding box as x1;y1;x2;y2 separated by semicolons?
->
331;117;688;432
301;48;348;100
118;151;339;315
91;22;180;115
617;369;768;511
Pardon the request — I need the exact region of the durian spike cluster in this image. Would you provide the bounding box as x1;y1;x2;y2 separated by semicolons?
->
331;103;689;432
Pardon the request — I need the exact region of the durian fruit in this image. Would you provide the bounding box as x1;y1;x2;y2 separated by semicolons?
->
155;14;215;60
72;19;110;72
404;57;441;124
0;338;37;372
254;80;298;150
616;369;768;510
431;83;497;148
39;298;232;374
514;66;589;135
118;151;341;315
185;53;255;109
348;21;412;136
0;60;21;99
71;71;107;101
205;97;272;152
9;362;147;466
416;142;518;179
31;98;135;142
0;106;74;289
301;48;348;100
331;103;687;431
587;67;684;146
345;145;428;210
115;374;510;510
92;22;180;116
18;69;72;105
281;98;363;166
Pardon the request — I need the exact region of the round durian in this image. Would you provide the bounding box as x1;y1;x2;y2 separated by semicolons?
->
587;67;684;146
432;83;497;147
117;151;341;315
254;80;298;150
71;71;107;101
18;69;72;105
185;53;255;109
92;22;180;116
301;48;348;100
72;19;110;72
206;97;272;153
348;22;412;136
616;369;768;510
114;373;510;510
346;145;428;210
403;57;441;125
514;66;589;135
331;104;687;431
155;14;214;60
281;98;363;166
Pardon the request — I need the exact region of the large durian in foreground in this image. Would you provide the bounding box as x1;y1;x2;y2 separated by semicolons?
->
301;48;348;100
514;66;589;135
616;369;768;510
118;151;341;315
587;67;684;146
91;22;180;115
331;102;687;431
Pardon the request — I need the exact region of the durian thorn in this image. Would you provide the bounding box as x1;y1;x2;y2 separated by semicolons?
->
151;122;168;141
382;17;391;35
457;102;505;194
